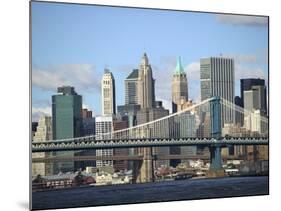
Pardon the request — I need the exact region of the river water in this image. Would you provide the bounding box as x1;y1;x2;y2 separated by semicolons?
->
32;176;269;210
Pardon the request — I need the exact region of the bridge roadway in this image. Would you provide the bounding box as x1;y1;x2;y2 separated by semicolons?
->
32;154;211;163
32;137;269;153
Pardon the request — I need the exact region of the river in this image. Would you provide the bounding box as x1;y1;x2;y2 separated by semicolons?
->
32;176;269;210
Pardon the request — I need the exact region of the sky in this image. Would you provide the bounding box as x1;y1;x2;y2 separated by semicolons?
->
31;1;268;121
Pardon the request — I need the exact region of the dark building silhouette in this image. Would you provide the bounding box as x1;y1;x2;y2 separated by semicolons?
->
52;86;83;173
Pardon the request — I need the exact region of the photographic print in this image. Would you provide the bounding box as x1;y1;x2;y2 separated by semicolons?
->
31;1;269;210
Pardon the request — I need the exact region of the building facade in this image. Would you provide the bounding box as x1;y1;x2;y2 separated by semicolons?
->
137;53;155;109
113;119;129;171
240;78;266;112
200;57;235;124
172;56;188;113
242;80;268;161
125;69;139;105
32;122;38;140
170;57;195;167
52;86;83;174
244;85;267;115
95;116;114;167
78;108;96;170
102;69;116;116
32;116;53;176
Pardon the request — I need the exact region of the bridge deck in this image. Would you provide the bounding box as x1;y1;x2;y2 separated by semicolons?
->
32;137;269;153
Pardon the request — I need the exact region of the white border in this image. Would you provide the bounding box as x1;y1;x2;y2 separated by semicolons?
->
1;0;280;210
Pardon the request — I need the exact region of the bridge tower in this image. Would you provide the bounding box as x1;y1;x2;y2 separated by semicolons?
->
208;97;224;176
136;147;154;183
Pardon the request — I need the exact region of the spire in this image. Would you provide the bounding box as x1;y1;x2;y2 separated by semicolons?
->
141;52;149;66
174;56;185;75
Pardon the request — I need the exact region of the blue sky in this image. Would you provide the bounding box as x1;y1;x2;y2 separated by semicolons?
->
31;1;268;121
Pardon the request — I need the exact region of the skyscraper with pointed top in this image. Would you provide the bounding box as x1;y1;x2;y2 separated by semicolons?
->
101;68;116;116
137;53;155;109
172;56;188;113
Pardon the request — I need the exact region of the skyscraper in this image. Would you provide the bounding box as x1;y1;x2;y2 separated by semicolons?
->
102;69;116;116
79;108;96;169
136;101;170;169
52;86;82;173
32;116;52;176
240;79;267;161
113;119;129;171
240;78;266;111
170;56;189;167
200;57;235;124
137;53;155;109
95;116;113;167
32;122;38;140
172;56;188;113
244;86;268;135
234;96;243;125
244;85;267;115
125;69;139;105
118;68;142;171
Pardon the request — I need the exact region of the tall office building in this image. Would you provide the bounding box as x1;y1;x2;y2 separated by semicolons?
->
234;96;243;125
170;56;190;167
32;116;52;176
32;122;38;140
79;108;96;169
82;108;93;118
102;69;116;116
118;68;142;172
244;85;267;115
244;86;268;135
113;119;129;171
117;104;141;127
95;116;113;167
172;56;188;113
200;57;235;124
243;84;268;161
52;86;82;173
125;69;139;105
136;101;170;169
138;53;155;109
240;78;266;112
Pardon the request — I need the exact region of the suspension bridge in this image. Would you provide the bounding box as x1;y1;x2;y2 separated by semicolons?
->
32;97;268;182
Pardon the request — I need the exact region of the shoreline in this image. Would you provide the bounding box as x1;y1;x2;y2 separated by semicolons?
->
32;174;268;193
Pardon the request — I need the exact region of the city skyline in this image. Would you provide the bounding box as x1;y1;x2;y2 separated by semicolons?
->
32;2;268;121
30;2;269;209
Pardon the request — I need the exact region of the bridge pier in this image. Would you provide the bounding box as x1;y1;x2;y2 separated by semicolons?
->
135;147;154;183
209;145;222;170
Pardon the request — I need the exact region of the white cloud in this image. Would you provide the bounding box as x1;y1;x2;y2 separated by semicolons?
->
152;57;176;104
32;106;52;122
82;103;91;110
32;64;100;92
216;14;268;27
235;64;266;80
185;62;200;80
